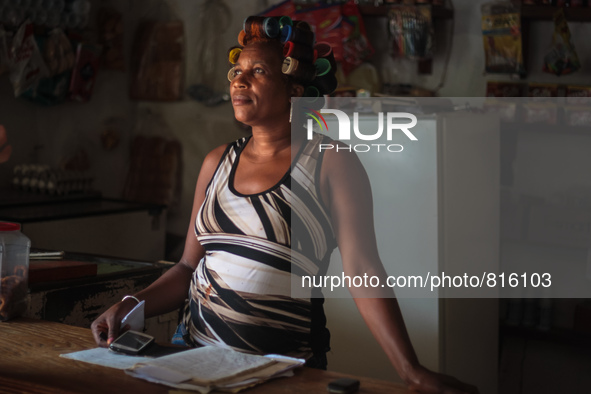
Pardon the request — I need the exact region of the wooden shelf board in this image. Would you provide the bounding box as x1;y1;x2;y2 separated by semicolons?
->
358;4;454;19
501;121;591;136
521;4;591;22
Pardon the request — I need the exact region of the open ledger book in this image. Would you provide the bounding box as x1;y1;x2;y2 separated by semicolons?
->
124;346;305;393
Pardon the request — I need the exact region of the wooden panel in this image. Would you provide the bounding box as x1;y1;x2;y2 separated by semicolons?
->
29;261;98;284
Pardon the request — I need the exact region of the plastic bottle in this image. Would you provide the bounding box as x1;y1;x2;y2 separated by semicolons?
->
0;222;30;321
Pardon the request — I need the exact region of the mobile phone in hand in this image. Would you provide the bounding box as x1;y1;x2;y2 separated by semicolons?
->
109;330;154;355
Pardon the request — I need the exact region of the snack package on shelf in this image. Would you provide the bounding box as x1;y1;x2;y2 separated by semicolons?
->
481;1;525;76
564;85;591;127
486;81;526;98
68;42;102;103
524;83;560;124
43;28;76;77
388;5;434;61
8;21;50;97
130;20;185;101
484;81;524;122
20;28;76;106
542;8;581;76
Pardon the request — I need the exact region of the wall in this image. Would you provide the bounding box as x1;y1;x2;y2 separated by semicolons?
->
4;0;591;233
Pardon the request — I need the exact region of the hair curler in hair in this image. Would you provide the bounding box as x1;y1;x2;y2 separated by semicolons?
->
302;85;321;104
314;42;337;72
280;24;293;44
289;25;315;46
238;30;247;46
313;72;338;95
227;67;237;82
278;16;292;28
283;41;314;63
228;47;242;64
282;57;316;82
244;16;280;39
314;58;332;77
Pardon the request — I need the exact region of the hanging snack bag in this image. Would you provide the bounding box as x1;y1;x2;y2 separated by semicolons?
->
130;20;185;101
388;5;434;61
481;1;525;76
69;43;103;103
542;8;581;77
8;21;50;97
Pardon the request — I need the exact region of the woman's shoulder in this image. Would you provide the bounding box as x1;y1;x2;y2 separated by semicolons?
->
200;136;248;179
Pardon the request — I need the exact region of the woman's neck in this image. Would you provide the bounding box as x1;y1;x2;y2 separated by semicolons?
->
249;122;297;157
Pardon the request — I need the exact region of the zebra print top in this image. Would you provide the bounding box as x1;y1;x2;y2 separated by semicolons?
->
182;132;336;359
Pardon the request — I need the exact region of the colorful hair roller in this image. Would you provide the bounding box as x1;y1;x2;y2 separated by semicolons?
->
243;16;280;39
303;85;321;103
228;47;242;64
282;57;316;82
293;21;312;32
289;25;315;46
315;58;332;77
238;30;247;46
283;41;314;63
314;42;337;72
227;67;237;82
264;17;280;38
279;16;292;28
313;72;338;95
303;88;325;111
280;25;293;44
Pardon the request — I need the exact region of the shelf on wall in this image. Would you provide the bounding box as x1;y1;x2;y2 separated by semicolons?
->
358;4;453;19
501;121;591;136
521;4;591;21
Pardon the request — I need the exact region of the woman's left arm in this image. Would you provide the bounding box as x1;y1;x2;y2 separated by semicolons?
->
320;144;478;394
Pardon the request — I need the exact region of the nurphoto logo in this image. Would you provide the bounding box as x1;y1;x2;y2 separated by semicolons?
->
305;108;418;153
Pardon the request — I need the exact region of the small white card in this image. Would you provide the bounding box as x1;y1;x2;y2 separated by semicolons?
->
121;300;145;332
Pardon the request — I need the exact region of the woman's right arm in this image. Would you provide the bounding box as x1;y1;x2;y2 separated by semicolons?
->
90;144;228;347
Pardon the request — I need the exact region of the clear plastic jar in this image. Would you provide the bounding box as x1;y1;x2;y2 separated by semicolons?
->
0;222;30;321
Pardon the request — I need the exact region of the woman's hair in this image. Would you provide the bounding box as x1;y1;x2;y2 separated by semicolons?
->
227;15;338;102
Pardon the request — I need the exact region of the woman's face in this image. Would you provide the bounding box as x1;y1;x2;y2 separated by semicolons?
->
230;41;292;128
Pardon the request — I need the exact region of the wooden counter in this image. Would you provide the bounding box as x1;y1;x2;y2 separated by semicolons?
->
0;318;411;394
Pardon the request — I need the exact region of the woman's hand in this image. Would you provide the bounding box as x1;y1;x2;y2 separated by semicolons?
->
406;365;479;394
90;298;137;347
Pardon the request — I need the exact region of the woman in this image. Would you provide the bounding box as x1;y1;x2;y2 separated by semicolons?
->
92;16;478;394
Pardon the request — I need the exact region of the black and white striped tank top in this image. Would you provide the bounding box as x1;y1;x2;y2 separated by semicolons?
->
183;132;336;359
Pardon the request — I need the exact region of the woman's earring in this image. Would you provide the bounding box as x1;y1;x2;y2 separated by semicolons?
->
289;101;293;123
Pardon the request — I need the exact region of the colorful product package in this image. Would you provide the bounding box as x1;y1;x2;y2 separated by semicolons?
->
565;85;591;127
481;1;525;76
388;5;434;60
483;81;524;122
8;21;50;97
523;83;559;124
69;43;102;102
542;8;581;76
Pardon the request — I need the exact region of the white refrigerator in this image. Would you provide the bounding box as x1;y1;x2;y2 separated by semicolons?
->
318;110;499;394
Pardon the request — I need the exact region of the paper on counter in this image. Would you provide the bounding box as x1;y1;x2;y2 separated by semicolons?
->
125;346;305;393
60;348;147;370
